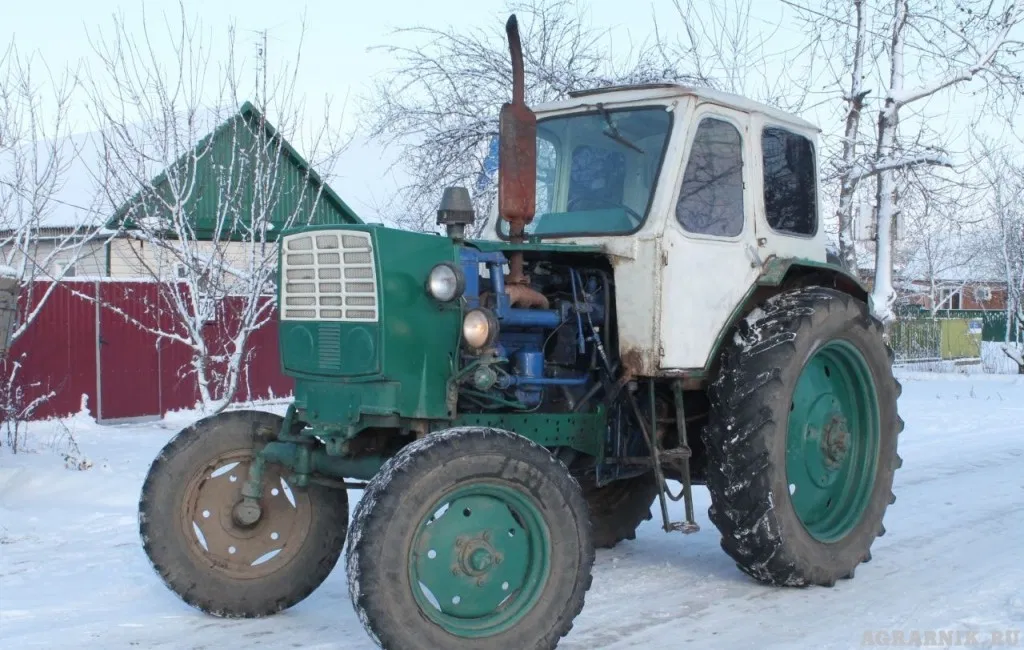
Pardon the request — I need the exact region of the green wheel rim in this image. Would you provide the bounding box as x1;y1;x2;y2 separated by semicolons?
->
408;482;551;638
786;340;880;542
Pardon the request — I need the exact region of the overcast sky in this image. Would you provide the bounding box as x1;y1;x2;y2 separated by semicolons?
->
6;0;1020;224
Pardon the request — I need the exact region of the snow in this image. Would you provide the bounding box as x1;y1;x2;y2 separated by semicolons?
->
2;373;1023;649
982;341;1023;375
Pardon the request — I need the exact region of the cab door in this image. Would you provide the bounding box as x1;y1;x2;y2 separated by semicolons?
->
659;104;760;370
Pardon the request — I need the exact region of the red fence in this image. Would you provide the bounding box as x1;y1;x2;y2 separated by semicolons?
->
6;281;292;422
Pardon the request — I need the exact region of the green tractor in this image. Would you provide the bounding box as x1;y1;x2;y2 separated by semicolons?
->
139;15;902;649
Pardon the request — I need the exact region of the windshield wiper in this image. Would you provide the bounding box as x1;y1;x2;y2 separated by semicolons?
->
597;103;644;154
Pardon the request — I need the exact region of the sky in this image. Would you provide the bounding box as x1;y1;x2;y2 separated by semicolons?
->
5;0;1021;226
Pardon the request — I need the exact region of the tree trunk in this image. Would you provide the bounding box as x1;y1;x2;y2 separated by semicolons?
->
869;0;908;324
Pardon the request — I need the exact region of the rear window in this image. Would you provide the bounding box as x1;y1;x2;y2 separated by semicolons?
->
762;127;817;236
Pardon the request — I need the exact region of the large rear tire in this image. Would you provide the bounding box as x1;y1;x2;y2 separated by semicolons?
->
346;427;594;650
703;287;902;587
139;410;349;617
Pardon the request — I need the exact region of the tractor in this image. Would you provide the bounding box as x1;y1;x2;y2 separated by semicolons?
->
138;15;902;650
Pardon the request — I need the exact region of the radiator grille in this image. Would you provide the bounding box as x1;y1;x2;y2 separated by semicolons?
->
280;231;378;322
317;323;342;369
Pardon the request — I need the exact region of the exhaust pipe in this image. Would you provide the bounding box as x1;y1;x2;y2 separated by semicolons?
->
498;14;536;285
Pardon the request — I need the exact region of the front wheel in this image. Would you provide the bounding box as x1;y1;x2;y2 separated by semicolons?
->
138;410;349;617
703;287;903;587
346;427;594;650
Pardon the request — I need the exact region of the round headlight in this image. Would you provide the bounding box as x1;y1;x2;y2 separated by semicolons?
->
426;262;464;302
462;308;498;349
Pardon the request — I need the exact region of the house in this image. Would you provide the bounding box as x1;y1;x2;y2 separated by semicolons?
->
894;246;1008;313
900;279;1008;312
104;101;362;281
1;103;366;421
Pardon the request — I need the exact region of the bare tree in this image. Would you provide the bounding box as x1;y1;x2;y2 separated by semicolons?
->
363;0;711;234
83;4;346;413
868;0;1024;323
0;44;104;449
665;0;821;111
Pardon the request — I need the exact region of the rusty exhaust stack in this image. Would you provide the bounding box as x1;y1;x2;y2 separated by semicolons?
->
498;14;536;285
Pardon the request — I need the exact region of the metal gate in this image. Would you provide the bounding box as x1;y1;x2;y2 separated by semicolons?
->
9;280;291;422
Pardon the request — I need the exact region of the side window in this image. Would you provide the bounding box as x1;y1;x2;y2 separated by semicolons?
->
676;118;745;237
762;127;817;235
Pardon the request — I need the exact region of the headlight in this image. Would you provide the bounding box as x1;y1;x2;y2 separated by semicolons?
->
462;308;498;349
426;262;464;302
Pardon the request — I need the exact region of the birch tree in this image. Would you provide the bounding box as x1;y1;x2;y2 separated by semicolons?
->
0;44;104;448
84;5;346;413
868;0;1024;323
832;0;871;273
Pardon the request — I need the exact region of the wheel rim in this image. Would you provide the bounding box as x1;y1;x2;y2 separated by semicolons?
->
408;482;551;638
786;340;880;542
179;449;312;579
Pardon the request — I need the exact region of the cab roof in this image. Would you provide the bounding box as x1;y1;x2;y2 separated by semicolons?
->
533;83;820;133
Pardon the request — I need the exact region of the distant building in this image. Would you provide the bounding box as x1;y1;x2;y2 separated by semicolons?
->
900;279;1007;312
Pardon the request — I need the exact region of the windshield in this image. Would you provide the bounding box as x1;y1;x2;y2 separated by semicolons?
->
498;106;672;238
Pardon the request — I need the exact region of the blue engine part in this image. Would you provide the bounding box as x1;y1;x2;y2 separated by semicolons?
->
457;247;600;410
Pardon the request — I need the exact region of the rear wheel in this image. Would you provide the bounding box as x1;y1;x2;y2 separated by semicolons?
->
703;287;902;587
346;427;594;649
579;474;657;549
139;410;349;617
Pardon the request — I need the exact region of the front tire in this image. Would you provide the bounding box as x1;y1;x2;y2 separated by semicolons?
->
346;427;594;650
139;410;349;617
703;287;902;587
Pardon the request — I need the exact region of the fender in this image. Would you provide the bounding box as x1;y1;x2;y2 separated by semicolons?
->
689;256;869;383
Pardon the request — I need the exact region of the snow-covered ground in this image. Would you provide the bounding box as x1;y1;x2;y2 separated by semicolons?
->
1;373;1022;649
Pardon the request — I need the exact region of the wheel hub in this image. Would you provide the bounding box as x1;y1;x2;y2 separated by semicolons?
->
232;498;263;527
456;534;502;579
821;414;850;468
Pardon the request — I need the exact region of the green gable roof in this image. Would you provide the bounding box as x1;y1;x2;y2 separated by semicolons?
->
108;101;362;240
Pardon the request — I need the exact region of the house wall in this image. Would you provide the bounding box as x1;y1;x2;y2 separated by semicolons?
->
1;238;106;278
107;238;276;287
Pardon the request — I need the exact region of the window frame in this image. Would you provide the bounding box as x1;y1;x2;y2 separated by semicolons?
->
671;108;750;243
936;286;962;311
759;124;820;239
494;105;675;240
